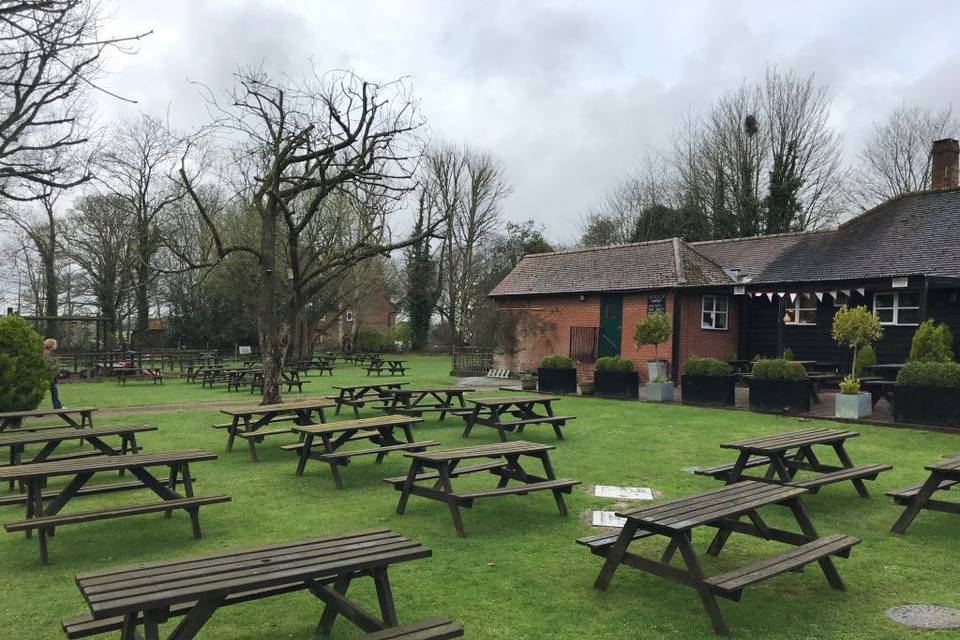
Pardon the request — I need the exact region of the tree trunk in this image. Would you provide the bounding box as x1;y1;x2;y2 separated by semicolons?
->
258;213;284;405
43;251;57;339
135;263;150;348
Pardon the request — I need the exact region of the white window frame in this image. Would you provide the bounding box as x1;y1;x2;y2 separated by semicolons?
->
701;295;729;331
832;291;850;308
784;293;818;326
873;291;920;326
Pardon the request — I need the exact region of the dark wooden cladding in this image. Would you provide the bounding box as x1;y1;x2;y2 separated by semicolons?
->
569;326;599;363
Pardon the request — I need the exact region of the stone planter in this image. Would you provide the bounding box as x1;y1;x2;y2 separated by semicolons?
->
594;370;640;400
520;377;537;391
579;380;595;396
646;381;674;402
681;375;736;407
748;378;812;413
647;359;668;382
835;392;872;419
537;367;578;394
894;385;960;427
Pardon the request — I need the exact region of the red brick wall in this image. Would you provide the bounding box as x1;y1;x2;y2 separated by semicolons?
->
494;291;739;382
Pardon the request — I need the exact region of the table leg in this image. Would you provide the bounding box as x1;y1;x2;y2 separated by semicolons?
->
315;575;351;634
321;434;344;490
833;442;869;497
438;463;467;537
891;471;942;534
372;568;399;627
594;519;641;591
396;459;423;514
167;597;224;639
226;416;240;452
296;434;314;476
245;416;259;463
724;451;752;485
142;610;161;640
461;407;481;438
29;479;49;563
675;533;731;636
119;613;140;640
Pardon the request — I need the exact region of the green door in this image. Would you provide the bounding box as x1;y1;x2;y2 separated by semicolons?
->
598;294;623;358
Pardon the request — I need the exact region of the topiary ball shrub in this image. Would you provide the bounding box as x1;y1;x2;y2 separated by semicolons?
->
595;356;635;372
683;356;733;377
752;358;807;381
897;361;960;388
0;315;53;412
540;354;575;369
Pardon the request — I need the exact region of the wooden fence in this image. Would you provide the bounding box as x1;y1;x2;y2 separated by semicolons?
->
451;346;494;376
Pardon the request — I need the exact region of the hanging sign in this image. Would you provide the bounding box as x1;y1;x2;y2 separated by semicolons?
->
647;295;667;315
892;277;908;289
733;285;746;296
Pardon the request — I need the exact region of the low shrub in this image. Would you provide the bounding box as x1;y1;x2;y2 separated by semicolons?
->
897;361;960;389
683;356;733;377
908;319;954;363
782;347;795;361
752;358;806;381
854;344;877;376
595;356;635;372
354;327;389;352
838;375;861;395
0;315;52;412
540;354;575;369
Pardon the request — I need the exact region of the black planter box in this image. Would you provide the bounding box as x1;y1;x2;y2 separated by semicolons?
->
594;370;639;399
537;367;578;394
681;375;736;407
894;385;960;427
748;378;812;413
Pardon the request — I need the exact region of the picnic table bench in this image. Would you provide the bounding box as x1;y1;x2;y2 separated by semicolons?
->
0;407;96;433
386;440;580;537
300;358;335;375
459;394;575;442
333;381;410;417
382;387;475;421
889;455;960;534
240;369;310;394
695;427;891;497
113;367;164;385
366;359;408;376
61;528;452;639
0;449;229;563
861;379;897;408
579;480;859;636
287;415;440;489
219;398;335;462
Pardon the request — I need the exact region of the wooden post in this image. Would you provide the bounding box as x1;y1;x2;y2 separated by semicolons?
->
671;291;682;384
776;296;786;357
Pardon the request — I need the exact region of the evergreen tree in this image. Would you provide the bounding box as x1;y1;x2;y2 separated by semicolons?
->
404;202;438;351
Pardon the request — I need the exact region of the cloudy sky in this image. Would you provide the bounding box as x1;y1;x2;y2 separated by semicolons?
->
99;0;960;243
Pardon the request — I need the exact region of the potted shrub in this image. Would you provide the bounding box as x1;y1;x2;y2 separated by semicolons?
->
681;357;735;407
748;359;811;413
831;305;883;419
894;361;960;426
537;354;577;393
519;372;537;391
594;356;639;399
634;311;672;382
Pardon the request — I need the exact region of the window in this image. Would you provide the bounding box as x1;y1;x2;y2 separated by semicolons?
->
784;293;818;325
833;291;849;308
701;295;728;330
874;291;920;325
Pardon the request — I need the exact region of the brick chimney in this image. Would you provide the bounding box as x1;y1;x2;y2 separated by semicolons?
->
931;138;959;190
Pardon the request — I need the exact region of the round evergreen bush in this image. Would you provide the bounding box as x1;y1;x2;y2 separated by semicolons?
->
0;315;53;412
540;354;575;368
897;361;960;388
752;358;806;381
683;356;733;377
595;356;635;372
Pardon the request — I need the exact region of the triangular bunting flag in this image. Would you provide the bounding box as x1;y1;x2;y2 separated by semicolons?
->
841;289;850;297
828;291;837;300
856;287;865;296
815;292;823;302
766;293;774;302
777;292;786;299
789;293;797;302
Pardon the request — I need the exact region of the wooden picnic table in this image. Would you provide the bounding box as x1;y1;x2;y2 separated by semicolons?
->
695;427;891;497
299;358;335;375
460;394;575;442
888;455;960;534
384;387;475;421
0;424;154;489
219;398;335;462
0;449;229;564
289;415;439;489
386;440;580;537
366;359;408;376
113;366;164;385
332;381;410;417
579;480;859;636
62;528;434;640
0;407;96;432
861;378;897;408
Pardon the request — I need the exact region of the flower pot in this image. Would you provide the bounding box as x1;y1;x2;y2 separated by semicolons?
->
646;381;674;402
894;385;960;427
681;375;736;407
537;367;578;394
520;378;537;391
835;392;872;419
594;370;640;399
748;378;812;413
579;380;595;396
647;359;668;383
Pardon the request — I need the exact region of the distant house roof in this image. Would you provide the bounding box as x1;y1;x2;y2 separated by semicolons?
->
490;186;960;298
489;237;734;297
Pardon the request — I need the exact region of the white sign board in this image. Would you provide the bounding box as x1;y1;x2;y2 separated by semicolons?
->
238;345;252;355
892;277;909;289
594;485;653;500
591;511;627;528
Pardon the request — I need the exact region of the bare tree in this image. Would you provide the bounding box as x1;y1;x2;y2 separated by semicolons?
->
0;1;150;200
850;104;959;210
99;113;183;345
175;67;434;403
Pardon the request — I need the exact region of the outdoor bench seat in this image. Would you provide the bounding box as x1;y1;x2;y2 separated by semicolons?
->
495;415;576;427
363;618;464;640
0;474;195;508
786;464;892;493
234;427;296;440
0;449;104;469
281;430;381;452
694;456;771;479
383;460;508;487
886;478;959;502
452;478;579;502
703;534;860;600
311;440;441;463
575;527;655;555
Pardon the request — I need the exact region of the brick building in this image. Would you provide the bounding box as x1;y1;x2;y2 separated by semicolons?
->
490;139;960;382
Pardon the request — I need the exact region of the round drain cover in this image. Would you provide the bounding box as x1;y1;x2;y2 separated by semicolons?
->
886;604;960;629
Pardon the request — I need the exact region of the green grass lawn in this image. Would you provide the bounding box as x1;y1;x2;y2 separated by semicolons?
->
2;354;959;639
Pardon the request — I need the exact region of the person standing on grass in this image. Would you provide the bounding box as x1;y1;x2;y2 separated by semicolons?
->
43;338;63;410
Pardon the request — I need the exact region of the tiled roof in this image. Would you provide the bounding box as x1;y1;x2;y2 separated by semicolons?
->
489;187;960;297
489;238;734;297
